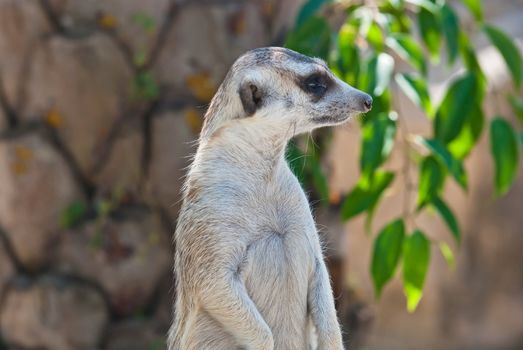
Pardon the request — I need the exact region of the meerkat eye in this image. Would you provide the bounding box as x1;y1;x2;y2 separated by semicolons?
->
303;73;328;97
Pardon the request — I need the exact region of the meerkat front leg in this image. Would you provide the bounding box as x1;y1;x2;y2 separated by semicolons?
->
198;262;274;350
308;257;344;350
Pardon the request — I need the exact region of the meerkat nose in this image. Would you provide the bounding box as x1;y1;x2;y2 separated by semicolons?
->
362;94;373;112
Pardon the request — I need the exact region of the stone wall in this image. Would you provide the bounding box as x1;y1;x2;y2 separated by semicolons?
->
0;0;300;348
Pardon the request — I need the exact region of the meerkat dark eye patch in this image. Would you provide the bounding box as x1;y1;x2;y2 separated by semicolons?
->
239;82;263;116
299;72;331;100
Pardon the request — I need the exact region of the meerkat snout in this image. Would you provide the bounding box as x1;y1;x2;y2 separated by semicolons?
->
354;90;373;113
362;94;373;112
333;79;373;115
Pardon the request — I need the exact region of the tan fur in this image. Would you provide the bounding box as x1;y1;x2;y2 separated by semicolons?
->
168;47;372;350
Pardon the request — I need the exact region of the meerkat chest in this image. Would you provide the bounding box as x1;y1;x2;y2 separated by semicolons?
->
194;155;318;252
254;167;317;237
237;171;316;330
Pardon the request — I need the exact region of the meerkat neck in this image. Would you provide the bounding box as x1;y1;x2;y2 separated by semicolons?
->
199;117;292;177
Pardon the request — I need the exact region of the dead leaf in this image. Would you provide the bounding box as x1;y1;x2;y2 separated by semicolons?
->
227;10;246;35
262;1;274;17
186;73;216;102
329;190;341;205
148;231;160;245
15;145;33;161
45;108;63;128
98;14;118;29
184;108;204;134
10;161;27;175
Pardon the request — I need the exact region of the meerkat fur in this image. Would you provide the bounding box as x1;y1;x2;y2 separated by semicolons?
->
168;47;372;350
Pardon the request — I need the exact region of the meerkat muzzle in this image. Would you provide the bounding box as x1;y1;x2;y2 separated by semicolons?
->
362;94;373;112
353;92;373;113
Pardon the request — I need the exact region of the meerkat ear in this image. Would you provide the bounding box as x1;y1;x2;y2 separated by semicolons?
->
239;81;263;116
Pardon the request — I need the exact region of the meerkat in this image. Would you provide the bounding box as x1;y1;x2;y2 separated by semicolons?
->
168;47;372;350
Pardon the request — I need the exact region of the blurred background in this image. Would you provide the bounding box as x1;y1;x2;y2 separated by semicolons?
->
0;0;522;349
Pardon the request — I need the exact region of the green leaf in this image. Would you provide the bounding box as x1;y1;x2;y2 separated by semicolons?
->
490;117;520;195
364;90;392;122
447;103;484;159
96;199;113;217
60;201;87;229
364;203;377;236
366;53;395;97
287;142;329;203
438;241;456;270
384;0;403;10
133;71;159;100
371;219;405;298
380;7;412;33
405;0;440;13
441;4;460;65
402;230;430;312
360;112;397;179
395;73;433;116
386;34;427;75
431;196;461;244
459;33;486;80
434;73;479;144
417;137;468;190
286;141;308;185
417;156;446;209
295;0;331;27
133;49;147;67
483;24;523;88
285;16;331;59
147;339;165;350
418;8;442;62
341;171;395;220
462;0;483;22
508;95;523;126
309;153;329;203
335;23;360;85
132;13;156;33
366;21;385;51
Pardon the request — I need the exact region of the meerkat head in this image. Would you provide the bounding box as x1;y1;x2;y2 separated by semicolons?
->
201;47;372;139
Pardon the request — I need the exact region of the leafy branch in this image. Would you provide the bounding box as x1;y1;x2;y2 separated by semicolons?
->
285;0;523;311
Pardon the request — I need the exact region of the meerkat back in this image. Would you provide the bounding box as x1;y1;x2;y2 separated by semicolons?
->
168;47;372;350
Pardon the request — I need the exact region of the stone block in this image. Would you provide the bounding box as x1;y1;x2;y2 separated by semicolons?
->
0;0;51;105
52;0;171;54
145;112;196;219
154;2;267;95
55;209;171;317
0;132;82;270
24;34;132;175
0;276;108;350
